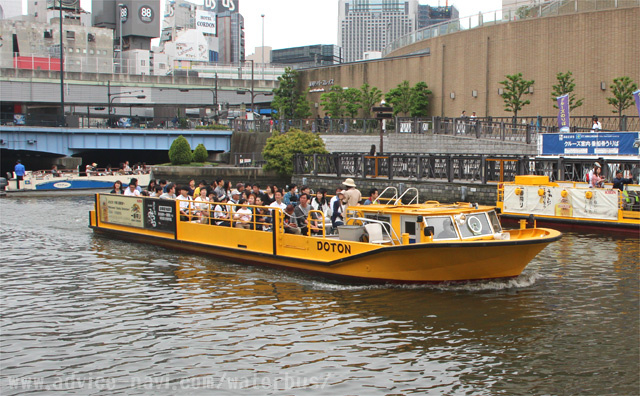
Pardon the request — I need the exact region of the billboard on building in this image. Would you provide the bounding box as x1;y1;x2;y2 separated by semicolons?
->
119;0;161;39
202;0;239;13
217;0;239;13
195;10;217;35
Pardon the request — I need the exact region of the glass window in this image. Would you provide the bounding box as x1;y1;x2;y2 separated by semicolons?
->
425;216;458;240
457;213;493;239
488;211;502;233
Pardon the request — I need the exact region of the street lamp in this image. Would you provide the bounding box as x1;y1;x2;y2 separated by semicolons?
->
236;88;273;117
118;3;124;74
239;60;255;114
107;82;145;126
58;2;65;126
261;14;265;81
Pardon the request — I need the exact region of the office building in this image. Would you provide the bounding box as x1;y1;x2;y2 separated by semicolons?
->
417;4;458;29
338;0;419;63
271;44;342;69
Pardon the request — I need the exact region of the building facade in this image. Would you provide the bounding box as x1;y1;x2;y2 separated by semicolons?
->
417;4;458;29
301;6;640;119
338;0;418;63
271;45;342;69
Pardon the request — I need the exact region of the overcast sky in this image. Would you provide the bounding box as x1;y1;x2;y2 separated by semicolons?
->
20;0;503;54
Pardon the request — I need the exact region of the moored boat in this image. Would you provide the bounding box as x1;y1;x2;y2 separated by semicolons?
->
5;169;150;193
89;187;561;284
497;175;640;234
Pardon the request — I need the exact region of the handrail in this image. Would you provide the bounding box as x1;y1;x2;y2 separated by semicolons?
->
394;187;419;205
307;209;326;237
345;217;400;245
375;186;398;205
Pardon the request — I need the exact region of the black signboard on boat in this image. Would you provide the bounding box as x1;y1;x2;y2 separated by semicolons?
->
144;198;176;233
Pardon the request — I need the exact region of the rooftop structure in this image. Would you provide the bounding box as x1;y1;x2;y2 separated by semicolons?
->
271;45;342;69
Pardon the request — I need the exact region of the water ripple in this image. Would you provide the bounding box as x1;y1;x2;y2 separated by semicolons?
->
0;198;638;395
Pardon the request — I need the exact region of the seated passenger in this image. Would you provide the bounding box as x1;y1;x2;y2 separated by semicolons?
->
331;190;346;229
233;198;252;229
193;188;210;224
294;193;321;235
283;204;301;235
110;180;124;194
159;183;177;199
124;178;141;196
213;195;231;226
254;196;269;231
177;186;194;221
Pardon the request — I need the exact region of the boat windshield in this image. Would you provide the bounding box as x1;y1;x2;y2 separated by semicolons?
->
456;212;494;239
488;210;502;233
424;216;458;240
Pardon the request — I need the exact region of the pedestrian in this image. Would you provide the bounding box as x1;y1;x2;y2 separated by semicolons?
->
14;160;25;189
591;116;602;132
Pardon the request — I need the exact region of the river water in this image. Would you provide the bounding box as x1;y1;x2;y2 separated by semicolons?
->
0;196;638;395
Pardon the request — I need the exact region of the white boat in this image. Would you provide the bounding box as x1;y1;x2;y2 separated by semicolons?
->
5;169;150;192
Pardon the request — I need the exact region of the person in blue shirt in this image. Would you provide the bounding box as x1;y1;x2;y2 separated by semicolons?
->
612;170;633;191
14;160;26;189
363;188;379;205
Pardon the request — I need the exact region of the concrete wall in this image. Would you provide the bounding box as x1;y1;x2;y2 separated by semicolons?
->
321;134;537;155
150;165;289;188
292;175;497;206
299;7;640;119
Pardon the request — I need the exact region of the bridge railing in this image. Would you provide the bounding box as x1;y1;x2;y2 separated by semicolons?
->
294;153;640;184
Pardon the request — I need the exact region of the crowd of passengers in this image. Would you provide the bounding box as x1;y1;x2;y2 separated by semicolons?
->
110;177;381;235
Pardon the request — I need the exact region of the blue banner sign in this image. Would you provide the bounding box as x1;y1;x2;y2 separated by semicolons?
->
556;94;570;132
541;132;640;156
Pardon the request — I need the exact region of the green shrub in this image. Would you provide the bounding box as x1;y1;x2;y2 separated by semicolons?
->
262;128;328;176
168;135;193;165
193;143;208;162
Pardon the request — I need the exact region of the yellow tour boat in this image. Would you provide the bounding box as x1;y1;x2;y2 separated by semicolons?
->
497;175;640;234
89;187;561;284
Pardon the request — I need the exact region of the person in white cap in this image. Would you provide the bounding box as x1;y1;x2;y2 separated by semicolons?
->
342;178;362;207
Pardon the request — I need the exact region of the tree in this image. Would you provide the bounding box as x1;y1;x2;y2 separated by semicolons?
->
192;143;208;163
262;129;328;176
320;85;346;118
385;80;413;116
295;96;312;119
410;82;432;117
499;73;534;118
168;135;192;165
607;76;638;127
272;67;304;120
343;88;362;118
359;83;383;118
551;71;583;111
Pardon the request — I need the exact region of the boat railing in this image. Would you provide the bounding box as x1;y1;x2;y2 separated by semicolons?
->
374;186;398;205
307;210;327;237
178;200;276;231
23;167;143;180
345;217;400;245
394;187;419;205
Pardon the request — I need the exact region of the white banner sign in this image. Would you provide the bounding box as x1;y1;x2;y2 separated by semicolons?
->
503;185;619;221
195;10;217;35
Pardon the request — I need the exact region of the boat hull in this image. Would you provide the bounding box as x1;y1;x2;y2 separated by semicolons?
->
500;213;640;235
90;224;559;284
6;174;150;192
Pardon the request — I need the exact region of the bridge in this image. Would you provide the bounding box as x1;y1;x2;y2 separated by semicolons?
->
0;126;231;156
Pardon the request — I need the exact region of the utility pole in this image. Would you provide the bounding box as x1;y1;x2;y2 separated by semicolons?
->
59;2;65;127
